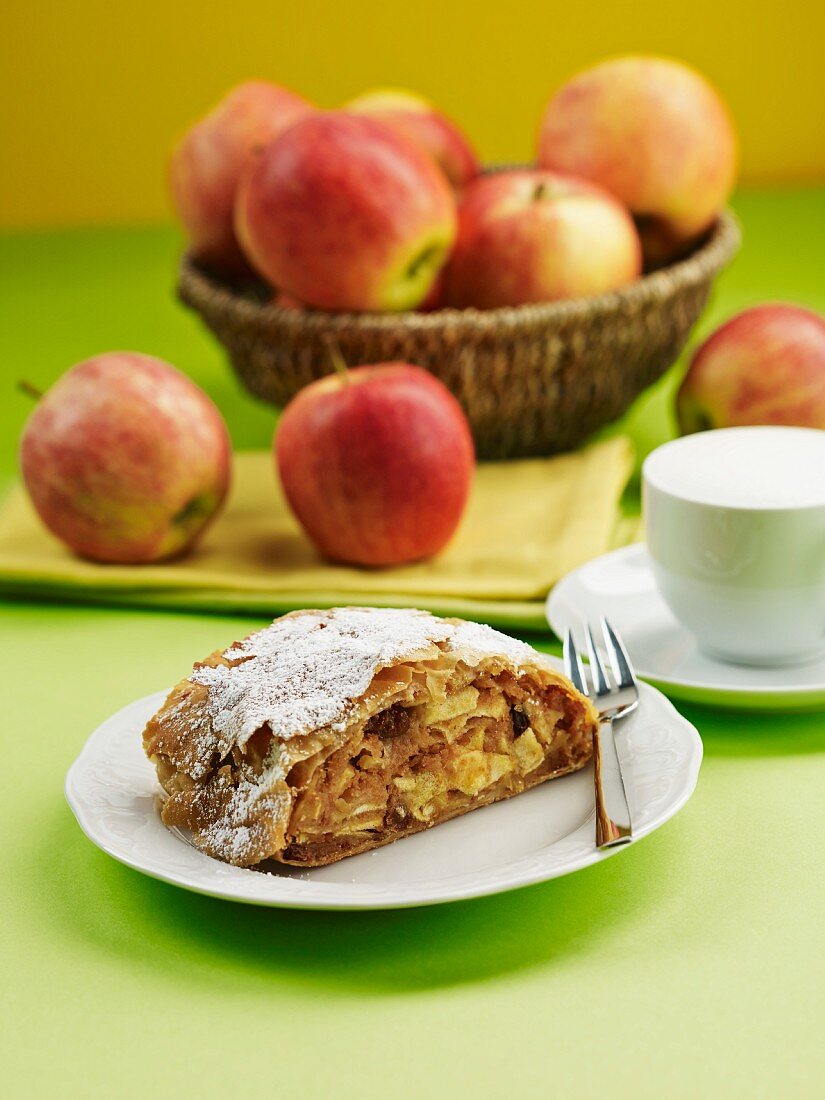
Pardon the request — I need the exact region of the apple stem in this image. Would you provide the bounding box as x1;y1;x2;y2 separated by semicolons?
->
325;337;351;384
532;182;547;202
18;380;44;401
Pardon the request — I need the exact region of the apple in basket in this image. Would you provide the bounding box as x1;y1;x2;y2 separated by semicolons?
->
677;304;825;432
19;353;231;563
443;169;641;308
235;112;457;311
343;87;480;191
275;353;475;566
538;56;737;266
169;80;315;275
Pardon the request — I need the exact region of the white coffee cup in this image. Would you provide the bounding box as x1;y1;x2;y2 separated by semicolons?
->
642;426;825;667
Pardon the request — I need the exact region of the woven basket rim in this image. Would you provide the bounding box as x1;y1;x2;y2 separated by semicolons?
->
179;209;740;336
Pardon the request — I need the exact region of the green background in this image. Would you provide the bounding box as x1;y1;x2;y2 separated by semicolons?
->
1;191;824;1098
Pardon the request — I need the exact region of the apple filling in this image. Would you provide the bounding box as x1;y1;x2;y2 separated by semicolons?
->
272;658;593;865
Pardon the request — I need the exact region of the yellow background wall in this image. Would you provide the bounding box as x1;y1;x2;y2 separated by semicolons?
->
2;0;823;229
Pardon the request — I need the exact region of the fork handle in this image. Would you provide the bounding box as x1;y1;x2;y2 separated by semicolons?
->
593;720;633;848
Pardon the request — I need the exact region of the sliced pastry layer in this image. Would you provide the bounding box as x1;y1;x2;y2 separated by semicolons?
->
142;607;598;867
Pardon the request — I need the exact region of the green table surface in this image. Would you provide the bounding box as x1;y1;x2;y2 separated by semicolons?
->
2;192;824;1099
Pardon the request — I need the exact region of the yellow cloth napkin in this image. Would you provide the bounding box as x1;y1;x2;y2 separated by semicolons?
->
0;438;634;628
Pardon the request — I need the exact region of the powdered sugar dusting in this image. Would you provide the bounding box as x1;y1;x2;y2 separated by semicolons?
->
200;780;284;862
447;619;538;666
189;608;452;751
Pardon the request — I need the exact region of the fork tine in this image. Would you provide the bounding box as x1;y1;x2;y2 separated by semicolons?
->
562;628;573;679
563;628;587;695
585;624;611;695
601;617;637;689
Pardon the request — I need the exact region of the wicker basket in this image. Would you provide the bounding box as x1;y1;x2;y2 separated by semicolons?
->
178;210;740;459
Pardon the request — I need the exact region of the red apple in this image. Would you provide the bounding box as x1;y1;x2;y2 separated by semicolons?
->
443;169;641;308
169;81;314;275
235;112;457;312
275;361;474;566
19;353;231;563
344;87;479;191
677;304;825;433
538;57;737;265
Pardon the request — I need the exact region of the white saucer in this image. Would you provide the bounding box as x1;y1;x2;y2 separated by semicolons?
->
546;543;825;711
65;670;701;910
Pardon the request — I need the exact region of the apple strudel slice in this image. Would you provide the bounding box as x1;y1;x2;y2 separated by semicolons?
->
142;607;598;867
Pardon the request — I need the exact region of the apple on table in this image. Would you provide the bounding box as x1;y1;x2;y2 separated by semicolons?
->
20;353;231;563
677;304;825;432
276;356;475;567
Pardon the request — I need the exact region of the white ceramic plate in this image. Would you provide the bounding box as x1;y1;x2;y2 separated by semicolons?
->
547;543;825;711
65;667;701;910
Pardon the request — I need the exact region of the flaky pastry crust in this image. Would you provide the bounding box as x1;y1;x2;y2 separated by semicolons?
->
142;608;598;867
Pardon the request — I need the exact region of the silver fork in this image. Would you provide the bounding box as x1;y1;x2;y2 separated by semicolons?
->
563;618;638;849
